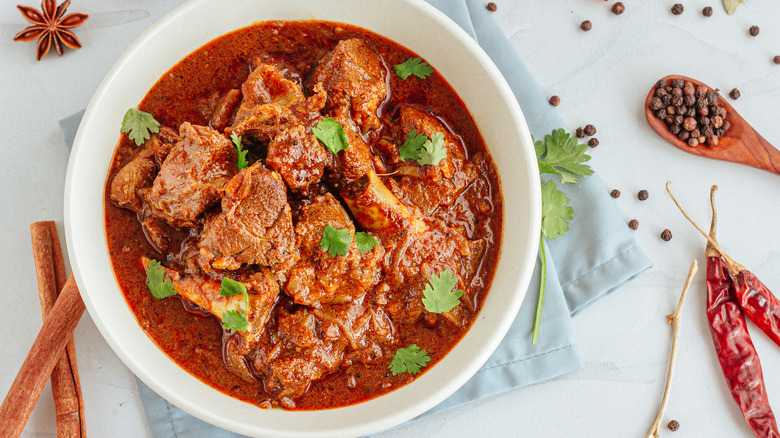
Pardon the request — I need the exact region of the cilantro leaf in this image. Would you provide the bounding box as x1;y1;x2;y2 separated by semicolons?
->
394;57;434;80
222;309;249;332
145;259;176;299
231;133;249;170
121;108;160;147
389;344;431;375
219;278;249;309
399;129;428;161
535;128;593;184
312;118;349;154
421;269;464;313
320;224;351;257
355;232;378;253
417;132;447;166
541;179;574;240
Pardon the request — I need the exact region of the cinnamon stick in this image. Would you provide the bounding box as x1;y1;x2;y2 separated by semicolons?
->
0;274;85;438
29;221;85;437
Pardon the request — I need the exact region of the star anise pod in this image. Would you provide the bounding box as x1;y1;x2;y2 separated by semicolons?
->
13;0;88;61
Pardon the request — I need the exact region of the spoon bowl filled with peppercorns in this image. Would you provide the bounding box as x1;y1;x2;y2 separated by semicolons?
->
645;75;780;176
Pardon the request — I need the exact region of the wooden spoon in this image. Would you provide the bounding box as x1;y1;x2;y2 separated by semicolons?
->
645;75;780;175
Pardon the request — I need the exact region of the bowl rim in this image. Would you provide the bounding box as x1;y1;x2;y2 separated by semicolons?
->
64;0;541;436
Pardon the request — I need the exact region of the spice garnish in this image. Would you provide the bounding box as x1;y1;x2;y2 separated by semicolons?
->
389;344;430;375
13;0;88;61
394;57;433;80
230;133;249;170
671;183;780;437
645;260;697;438
145;259;176;299
320;224;351;257
121;109;160;147
312;118;348;154
533;129;592;344
399;129;428;161
417;132;447;166
422;269;464;314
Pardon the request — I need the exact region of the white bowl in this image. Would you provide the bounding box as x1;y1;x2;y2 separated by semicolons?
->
64;0;541;436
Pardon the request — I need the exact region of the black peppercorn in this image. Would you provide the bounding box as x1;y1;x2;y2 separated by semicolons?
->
581;20;592;31
671;96;684;106
706;92;718;105
588;138;599;148
671;3;684;15
729;88;740;100
715;128;725;137
774;56;780;65
695;98;706;109
669;124;681;135
749;25;759;37
638;189;649;201
650;97;663;110
673;115;684;126
584;124;597;136
672;87;683;98
628;219;638;230
576;127;585;137
702;126;714;137
662;94;673;106
486;2;497;12
683;94;695;106
655;108;667;120
668;419;680;431
723;121;731;131
677;105;687;116
711;115;723;128
686;107;696;118
672;78;684;88
610;189;621;198
707;135;719;146
702;6;713;16
683;117;697;131
678;130;690;141
612;2;625;15
656;88;668;98
695;85;707;98
549;95;560;106
657;79;667;88
661;229;673;241
688;137;699;147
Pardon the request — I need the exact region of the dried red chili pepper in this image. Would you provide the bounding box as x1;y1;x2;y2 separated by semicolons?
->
730;268;780;349
673;184;780;437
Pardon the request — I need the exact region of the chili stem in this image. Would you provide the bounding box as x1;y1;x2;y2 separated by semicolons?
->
532;231;546;345
646;260;698;438
665;182;745;275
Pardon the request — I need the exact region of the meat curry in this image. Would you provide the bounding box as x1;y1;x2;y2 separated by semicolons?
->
104;20;503;410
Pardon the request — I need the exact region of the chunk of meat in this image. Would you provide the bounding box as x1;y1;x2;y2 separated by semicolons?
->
342;172;428;235
252;307;347;409
144;122;237;228
199;162;295;270
312;294;394;350
266;125;328;191
109;135;174;213
311;38;387;132
141;257;279;345
283;193;384;306
391;106;478;216
210;89;242;132
234;63;306;125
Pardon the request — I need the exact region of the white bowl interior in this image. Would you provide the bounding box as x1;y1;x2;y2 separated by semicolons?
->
64;0;541;436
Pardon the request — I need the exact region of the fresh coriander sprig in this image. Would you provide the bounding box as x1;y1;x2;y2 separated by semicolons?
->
230;133;249;170
399;129;428;161
532;129;592;345
394;57;434;80
421;269;464;314
320;224;351;257
355;232;378;253
417;132;447;166
121;108;160;146
145;259;176;299
219;278;250;332
312;118;349;154
389;344;431;375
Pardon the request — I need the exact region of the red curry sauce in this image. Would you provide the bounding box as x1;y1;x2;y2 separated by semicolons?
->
104;21;502;410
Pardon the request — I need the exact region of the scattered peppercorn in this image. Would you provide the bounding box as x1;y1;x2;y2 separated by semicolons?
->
581;20;592;31
702;6;713;16
588;138;599;148
628;219;639;230
610;189;621;198
638;189;649;201
774;56;780;65
583;124;596;136
575;127;585;138
612;2;625;15
729;88;740;100
671;4;684;15
749;25;759;37
661;229;673;241
486;2;497;12
668;419;680;431
549;95;560;106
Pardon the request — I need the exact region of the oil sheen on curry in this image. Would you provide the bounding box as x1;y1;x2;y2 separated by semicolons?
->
104;20;503;410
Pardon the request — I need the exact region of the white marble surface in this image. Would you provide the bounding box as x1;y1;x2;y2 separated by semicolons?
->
2;1;779;437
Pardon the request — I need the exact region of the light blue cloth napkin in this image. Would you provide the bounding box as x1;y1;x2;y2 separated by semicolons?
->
60;0;652;435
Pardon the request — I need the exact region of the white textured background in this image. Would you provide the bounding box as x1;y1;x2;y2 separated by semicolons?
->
1;1;779;436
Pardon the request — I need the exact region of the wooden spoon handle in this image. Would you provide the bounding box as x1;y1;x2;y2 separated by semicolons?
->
727;126;780;175
0;274;85;438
